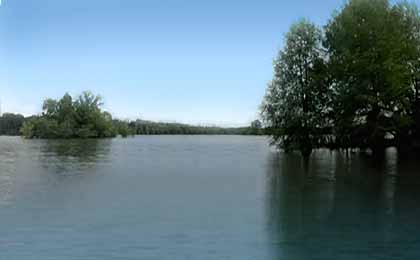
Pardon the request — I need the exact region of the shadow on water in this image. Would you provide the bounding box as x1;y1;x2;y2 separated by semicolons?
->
265;148;420;260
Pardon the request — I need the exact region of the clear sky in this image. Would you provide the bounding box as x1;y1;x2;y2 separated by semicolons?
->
0;0;343;126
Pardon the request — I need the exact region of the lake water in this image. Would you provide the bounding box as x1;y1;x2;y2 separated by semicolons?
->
0;136;420;259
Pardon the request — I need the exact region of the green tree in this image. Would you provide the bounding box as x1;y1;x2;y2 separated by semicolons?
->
57;93;75;123
262;20;329;157
20;119;36;138
325;0;415;154
391;2;420;151
0;113;25;136
21;91;116;139
42;99;58;119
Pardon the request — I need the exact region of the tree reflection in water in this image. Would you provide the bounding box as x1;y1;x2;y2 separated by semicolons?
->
265;149;420;260
38;138;112;175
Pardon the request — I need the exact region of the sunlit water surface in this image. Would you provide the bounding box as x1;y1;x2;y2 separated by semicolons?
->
0;136;420;259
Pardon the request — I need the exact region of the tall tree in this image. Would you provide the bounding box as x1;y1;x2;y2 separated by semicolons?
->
262;20;329;157
325;0;415;154
391;2;420;150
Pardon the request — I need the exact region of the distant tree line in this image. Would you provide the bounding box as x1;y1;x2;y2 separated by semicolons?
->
112;119;265;136
0;92;265;138
262;0;420;157
0;113;25;136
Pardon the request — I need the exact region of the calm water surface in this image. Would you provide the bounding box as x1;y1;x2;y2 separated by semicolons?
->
0;136;420;259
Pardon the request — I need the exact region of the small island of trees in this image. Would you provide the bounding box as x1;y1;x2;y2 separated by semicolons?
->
21;92;117;139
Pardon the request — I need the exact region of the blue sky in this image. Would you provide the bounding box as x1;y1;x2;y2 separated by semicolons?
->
0;0;342;126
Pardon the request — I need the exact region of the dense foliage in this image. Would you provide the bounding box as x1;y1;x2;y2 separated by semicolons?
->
262;0;420;156
21;92;116;139
6;91;264;139
262;20;329;156
112;119;265;136
0;113;25;136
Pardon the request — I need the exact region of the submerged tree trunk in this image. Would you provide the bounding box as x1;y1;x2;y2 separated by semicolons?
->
300;140;313;158
301;149;312;158
366;105;386;158
414;80;420;145
370;144;386;159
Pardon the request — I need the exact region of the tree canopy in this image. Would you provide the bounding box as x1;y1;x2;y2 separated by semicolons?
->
0;113;25;136
262;0;420;156
262;20;329;156
21;92;116;139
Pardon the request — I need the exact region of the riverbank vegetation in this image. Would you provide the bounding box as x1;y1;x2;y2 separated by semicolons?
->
0;92;264;138
262;0;420;157
0;113;25;136
113;119;264;136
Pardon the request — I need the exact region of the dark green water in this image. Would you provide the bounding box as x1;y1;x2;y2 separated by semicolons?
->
0;136;419;259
